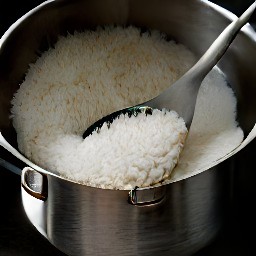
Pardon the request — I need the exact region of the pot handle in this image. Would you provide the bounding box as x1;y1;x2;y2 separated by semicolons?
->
21;167;48;238
21;167;48;201
128;185;166;206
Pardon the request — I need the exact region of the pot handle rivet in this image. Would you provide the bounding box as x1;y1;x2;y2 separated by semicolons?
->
21;167;48;201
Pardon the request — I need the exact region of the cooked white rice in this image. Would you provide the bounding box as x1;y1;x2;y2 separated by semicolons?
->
11;26;243;189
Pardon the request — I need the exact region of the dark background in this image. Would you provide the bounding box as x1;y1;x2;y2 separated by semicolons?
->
0;0;256;255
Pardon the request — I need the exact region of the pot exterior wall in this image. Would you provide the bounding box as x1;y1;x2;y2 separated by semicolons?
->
22;164;229;256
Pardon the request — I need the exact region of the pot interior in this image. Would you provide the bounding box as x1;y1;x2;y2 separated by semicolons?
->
0;0;256;165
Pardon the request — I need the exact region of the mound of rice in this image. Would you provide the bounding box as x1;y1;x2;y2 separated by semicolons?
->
11;26;244;189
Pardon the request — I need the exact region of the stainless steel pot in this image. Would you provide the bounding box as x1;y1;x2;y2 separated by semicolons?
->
0;0;256;255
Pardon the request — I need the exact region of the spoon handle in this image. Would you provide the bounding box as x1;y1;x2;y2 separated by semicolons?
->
187;1;256;82
145;1;256;126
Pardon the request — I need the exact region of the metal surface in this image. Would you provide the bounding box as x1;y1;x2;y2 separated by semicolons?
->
21;165;227;256
0;0;256;255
